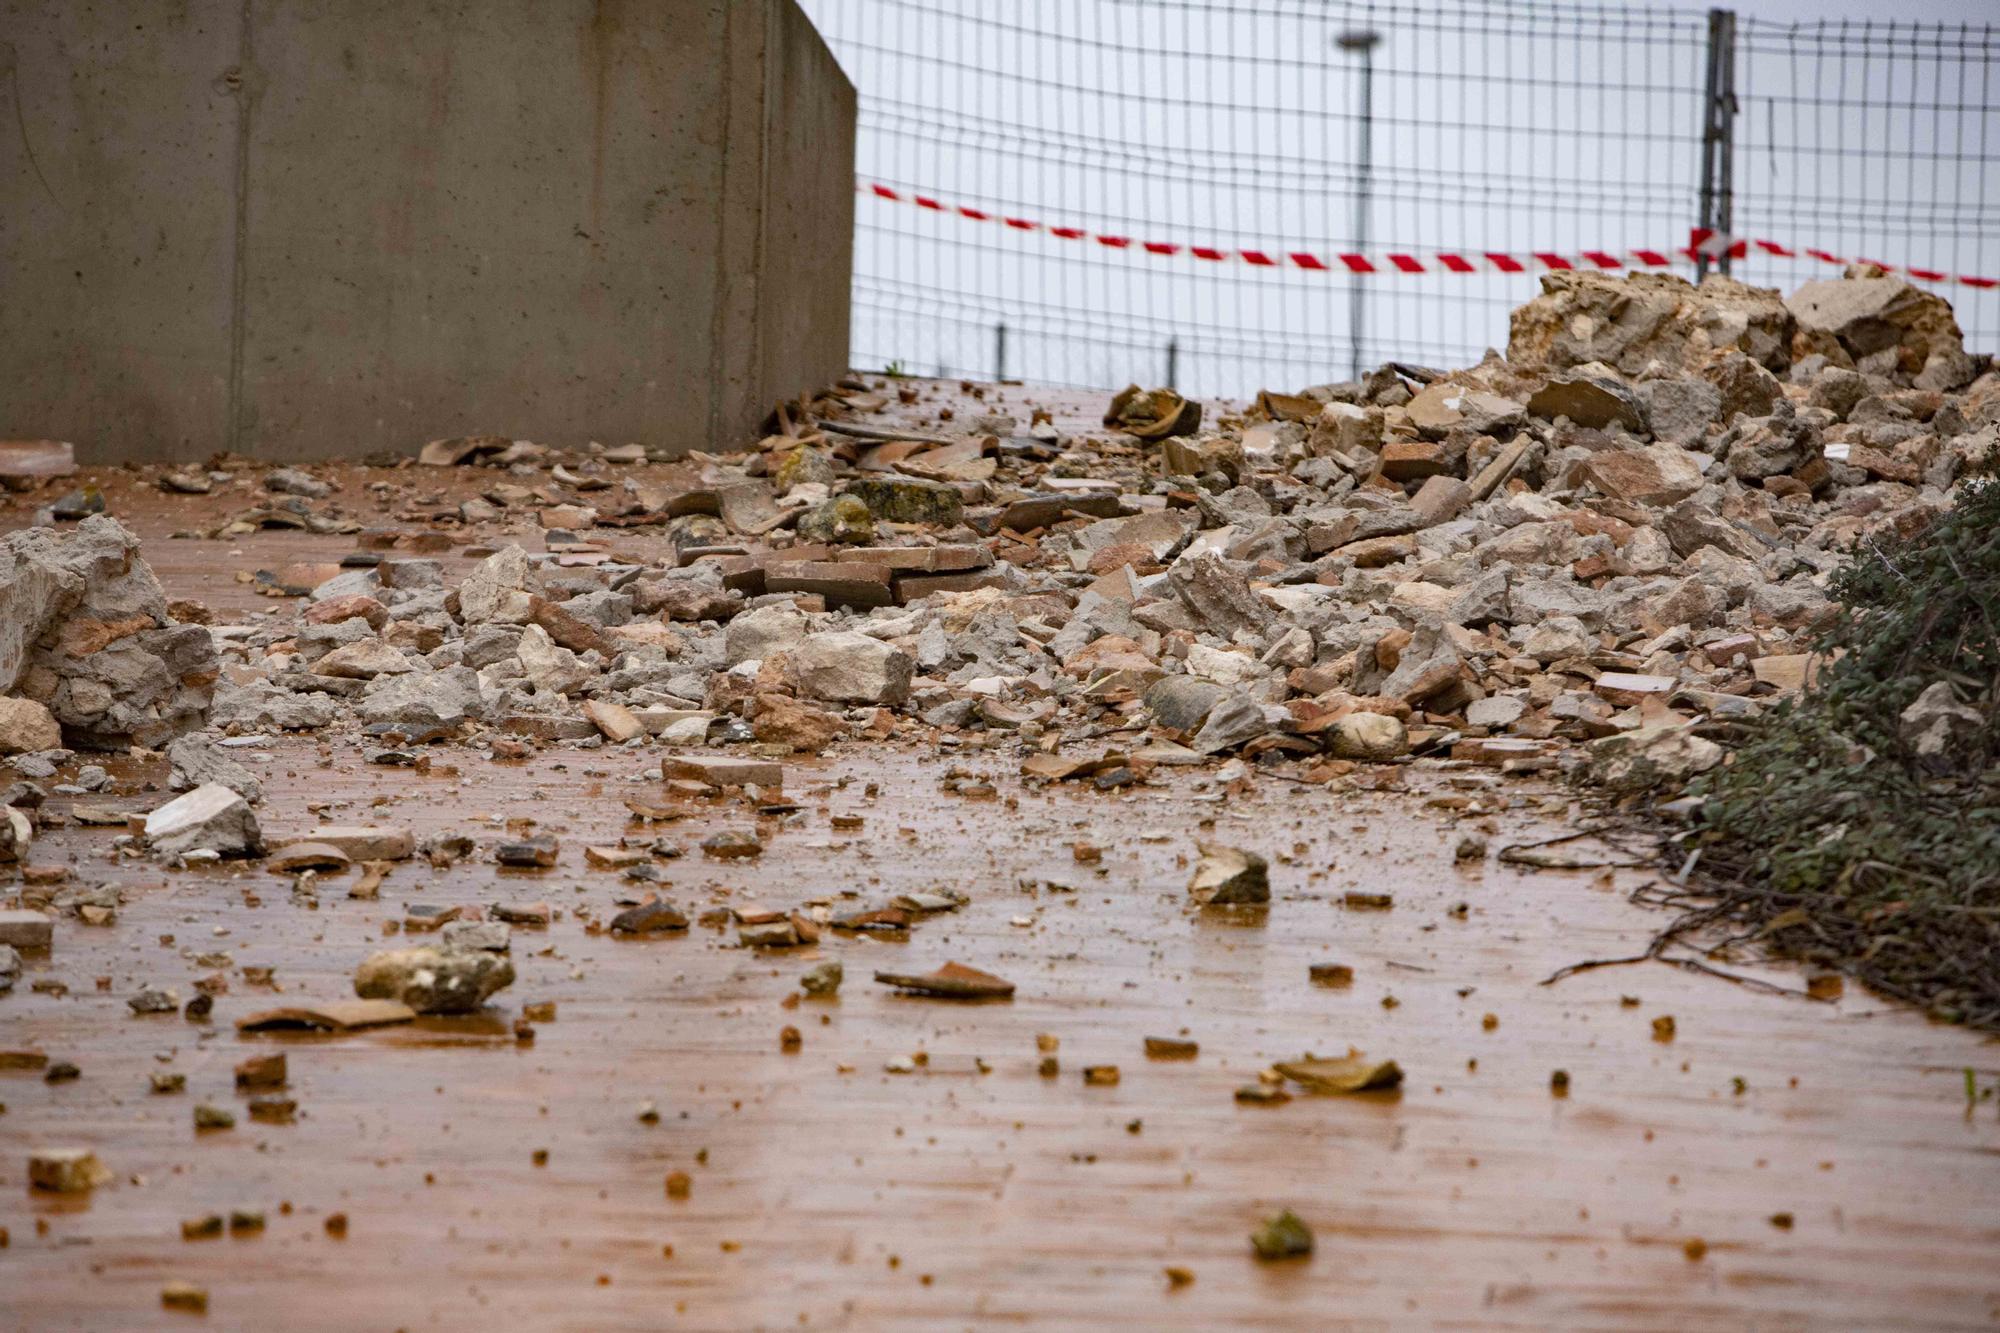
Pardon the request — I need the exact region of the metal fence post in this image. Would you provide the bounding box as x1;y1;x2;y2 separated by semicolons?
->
1165;337;1178;391
1338;29;1382;379
995;321;1008;382
1696;8;1738;282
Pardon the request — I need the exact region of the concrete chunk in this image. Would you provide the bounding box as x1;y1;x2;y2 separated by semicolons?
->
274;826;414;861
1594;672;1677;704
144;783;261;857
0;697;61;754
29;1148;110;1193
354;946;513;1014
791;632;913;705
582;699;645;743
662;755;784;789
1580;445;1707;506
0;908;54;950
1188;844;1269;906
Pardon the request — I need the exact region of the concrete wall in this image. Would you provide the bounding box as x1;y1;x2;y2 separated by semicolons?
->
0;0;854;463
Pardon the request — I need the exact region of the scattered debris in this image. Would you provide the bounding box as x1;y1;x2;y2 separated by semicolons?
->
1187;844;1269;906
248;1096;297;1124
285;826;414;861
353;947;514;1013
1104;384;1202;439
234;1000;417;1032
495;837;559;868
0;909;53;950
662;755;784;789
128;986;178;1014
144;783;262;857
1249;1209;1314;1261
1583;725;1724;794
611;901;689;934
267;841;351;873
165;735;263;801
28;1148;110;1193
0;263;1989;1317
1272;1051;1404;1094
234;1053;287;1088
700;830;763;859
873;962;1016;1000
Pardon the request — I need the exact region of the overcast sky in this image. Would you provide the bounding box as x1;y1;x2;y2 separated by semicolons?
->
802;0;1998;396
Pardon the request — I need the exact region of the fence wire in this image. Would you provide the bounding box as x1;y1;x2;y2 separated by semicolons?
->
799;0;2000;399
1731;20;1998;331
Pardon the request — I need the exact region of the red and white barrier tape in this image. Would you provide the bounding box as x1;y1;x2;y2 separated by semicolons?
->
1688;228;1997;289
863;182;1996;289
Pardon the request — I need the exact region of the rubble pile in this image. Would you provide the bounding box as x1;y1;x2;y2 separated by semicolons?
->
5;267;1969;803
1;516;217;749
0;264;1989;1000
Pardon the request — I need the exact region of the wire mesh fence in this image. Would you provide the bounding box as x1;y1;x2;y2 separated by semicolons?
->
799;0;2000;399
1730;19;1998;328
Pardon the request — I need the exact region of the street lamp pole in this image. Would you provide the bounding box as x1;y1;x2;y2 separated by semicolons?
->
1337;30;1381;382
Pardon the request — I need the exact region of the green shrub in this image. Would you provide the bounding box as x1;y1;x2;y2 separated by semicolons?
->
1688;480;2000;1028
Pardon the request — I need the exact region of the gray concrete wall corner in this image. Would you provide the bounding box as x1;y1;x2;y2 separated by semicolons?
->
2;0;856;464
754;0;856;429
